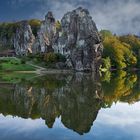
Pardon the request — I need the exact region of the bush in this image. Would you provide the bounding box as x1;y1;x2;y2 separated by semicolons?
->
101;57;111;71
44;53;66;64
28;19;41;36
44;52;57;63
20;56;28;64
10;58;21;65
55;53;66;62
100;30;113;40
0;58;21;65
55;20;61;31
34;53;44;61
21;59;26;64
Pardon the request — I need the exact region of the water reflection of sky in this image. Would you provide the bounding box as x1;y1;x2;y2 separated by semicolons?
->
0;102;140;140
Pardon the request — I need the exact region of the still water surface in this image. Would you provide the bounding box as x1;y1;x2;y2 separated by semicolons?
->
0;71;140;140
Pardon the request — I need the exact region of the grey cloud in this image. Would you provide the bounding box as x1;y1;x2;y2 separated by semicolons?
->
11;0;140;35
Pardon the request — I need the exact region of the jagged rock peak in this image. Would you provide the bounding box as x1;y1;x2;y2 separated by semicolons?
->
33;11;56;53
45;11;55;23
68;7;90;16
54;7;103;72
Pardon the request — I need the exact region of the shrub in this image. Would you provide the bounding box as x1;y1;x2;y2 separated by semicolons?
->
55;20;61;31
21;59;26;64
28;19;41;36
20;56;28;64
44;53;66;64
44;52;57;63
101;57;111;71
10;58;21;65
55;53;66;62
34;53;44;61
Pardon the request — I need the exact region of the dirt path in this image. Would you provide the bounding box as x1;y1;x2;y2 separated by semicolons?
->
27;62;46;70
27;62;73;74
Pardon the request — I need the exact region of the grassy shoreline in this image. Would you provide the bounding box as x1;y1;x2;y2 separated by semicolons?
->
0;57;140;74
0;57;36;72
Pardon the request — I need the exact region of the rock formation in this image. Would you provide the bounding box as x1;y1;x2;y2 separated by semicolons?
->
33;12;56;53
14;21;35;56
53;7;103;72
7;7;103;72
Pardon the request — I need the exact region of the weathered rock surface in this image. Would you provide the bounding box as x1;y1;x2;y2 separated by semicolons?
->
33;12;56;53
53;7;103;72
14;21;35;55
9;7;103;72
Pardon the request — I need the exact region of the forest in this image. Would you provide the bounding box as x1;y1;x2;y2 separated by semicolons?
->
100;30;140;70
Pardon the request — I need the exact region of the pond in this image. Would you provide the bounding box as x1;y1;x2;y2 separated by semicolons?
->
0;71;140;140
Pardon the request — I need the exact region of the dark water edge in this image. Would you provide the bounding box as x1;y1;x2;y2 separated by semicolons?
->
0;71;140;140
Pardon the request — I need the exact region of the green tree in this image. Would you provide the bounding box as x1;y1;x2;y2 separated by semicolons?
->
119;35;140;67
28;19;41;36
101;57;111;71
101;31;137;69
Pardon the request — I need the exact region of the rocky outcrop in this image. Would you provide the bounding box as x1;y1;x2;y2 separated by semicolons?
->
53;7;103;72
33;12;56;53
14;21;35;55
11;7;103;72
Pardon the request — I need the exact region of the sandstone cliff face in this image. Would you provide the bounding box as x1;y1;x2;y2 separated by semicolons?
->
53;7;103;72
33;12;56;53
14;21;35;55
12;7;103;72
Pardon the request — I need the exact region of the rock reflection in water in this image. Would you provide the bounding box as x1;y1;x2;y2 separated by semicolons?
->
0;71;140;135
0;73;103;135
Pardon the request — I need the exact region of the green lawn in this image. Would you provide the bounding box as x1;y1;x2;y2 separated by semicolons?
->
0;72;37;83
1;63;35;71
0;57;36;71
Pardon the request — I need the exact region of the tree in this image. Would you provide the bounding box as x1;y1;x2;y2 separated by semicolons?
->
100;30;113;40
101;57;111;71
28;19;41;36
119;35;140;67
100;31;137;69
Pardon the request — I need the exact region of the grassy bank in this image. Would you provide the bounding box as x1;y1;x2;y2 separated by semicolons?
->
0;72;37;83
0;57;36;71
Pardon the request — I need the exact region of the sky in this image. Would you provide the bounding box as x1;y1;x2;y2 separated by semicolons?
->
1;102;140;139
0;0;140;35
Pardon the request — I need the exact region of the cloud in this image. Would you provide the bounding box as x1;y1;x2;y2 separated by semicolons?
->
89;102;140;139
97;102;140;126
5;0;140;35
